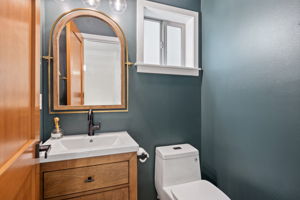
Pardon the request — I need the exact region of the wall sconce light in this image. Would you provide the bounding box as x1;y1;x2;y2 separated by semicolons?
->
81;0;101;9
109;0;127;14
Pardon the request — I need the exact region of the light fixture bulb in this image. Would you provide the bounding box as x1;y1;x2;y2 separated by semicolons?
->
54;0;66;3
81;0;101;9
109;0;127;14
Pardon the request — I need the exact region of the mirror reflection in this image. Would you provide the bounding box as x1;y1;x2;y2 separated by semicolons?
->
58;16;121;106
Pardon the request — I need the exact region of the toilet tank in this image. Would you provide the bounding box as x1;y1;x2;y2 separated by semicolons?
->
155;144;201;190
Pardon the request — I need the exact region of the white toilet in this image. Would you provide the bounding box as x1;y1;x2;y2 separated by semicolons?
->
155;144;230;200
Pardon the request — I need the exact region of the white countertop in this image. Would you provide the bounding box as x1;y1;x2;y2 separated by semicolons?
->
40;131;139;163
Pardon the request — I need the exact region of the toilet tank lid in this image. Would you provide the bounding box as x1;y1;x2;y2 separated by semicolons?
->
156;144;198;160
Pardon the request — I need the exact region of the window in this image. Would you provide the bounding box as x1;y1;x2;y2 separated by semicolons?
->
144;18;185;67
137;0;200;76
144;19;161;65
166;22;185;66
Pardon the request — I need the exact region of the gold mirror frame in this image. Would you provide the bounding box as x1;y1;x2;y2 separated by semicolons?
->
44;9;133;114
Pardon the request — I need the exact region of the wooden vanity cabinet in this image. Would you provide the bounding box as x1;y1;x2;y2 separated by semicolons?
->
41;152;137;200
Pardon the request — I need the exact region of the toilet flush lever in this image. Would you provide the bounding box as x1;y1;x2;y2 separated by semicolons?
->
173;146;182;150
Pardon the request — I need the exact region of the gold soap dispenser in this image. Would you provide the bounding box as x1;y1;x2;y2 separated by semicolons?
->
51;117;64;139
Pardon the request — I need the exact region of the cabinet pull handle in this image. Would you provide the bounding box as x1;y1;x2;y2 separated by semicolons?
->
84;176;95;183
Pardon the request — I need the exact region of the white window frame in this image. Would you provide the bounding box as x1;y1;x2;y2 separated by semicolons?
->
137;0;201;76
144;17;186;66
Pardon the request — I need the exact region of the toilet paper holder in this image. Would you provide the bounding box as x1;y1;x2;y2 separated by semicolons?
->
137;152;148;160
137;147;149;163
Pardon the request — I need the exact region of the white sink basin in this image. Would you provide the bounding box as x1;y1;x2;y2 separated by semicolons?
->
61;135;119;150
40;131;139;163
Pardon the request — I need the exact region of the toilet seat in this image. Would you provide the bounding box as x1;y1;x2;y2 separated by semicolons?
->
169;180;230;200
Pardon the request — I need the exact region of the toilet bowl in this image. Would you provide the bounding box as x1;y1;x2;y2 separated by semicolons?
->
155;144;230;200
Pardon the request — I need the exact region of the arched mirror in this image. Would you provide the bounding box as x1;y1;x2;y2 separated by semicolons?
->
47;9;129;113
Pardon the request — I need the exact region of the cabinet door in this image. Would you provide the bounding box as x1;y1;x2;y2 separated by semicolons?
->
0;0;40;199
44;162;129;198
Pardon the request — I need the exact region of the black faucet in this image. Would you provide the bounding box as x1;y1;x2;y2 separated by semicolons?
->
88;109;101;136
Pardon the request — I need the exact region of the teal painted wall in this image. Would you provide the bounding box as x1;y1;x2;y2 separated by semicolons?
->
41;1;201;200
201;0;300;199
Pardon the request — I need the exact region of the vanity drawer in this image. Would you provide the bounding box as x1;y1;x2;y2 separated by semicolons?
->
44;161;129;198
69;187;128;200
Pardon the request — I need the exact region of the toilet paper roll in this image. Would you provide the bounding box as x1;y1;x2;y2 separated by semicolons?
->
137;147;149;163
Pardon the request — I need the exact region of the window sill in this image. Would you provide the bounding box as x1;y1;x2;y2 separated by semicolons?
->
136;63;202;76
